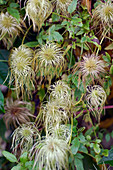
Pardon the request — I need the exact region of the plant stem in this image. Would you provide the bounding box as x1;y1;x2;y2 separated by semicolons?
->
22;25;32;45
52;12;71;20
69;113;73;146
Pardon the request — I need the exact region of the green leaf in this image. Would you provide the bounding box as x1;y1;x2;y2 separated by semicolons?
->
79;133;86;142
7;7;20;21
79;144;88;153
24;41;39;47
52;13;60;22
71;137;80;155
110;65;113;75
68;0;77;13
71;18;83;27
105;133;110;143
0;49;9;85
74;157;84;170
93;143;101;154
2;151;18;163
0;89;4;113
10;3;19;8
20;152;28;163
102;52;111;63
53;31;63;42
11;164;24;170
98;148;113;166
0;0;7;4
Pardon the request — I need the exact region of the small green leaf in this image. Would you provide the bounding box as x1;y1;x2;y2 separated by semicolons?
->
102;149;109;157
68;0;77;13
11;164;24;170
93;143;101;154
110;65;113;75
95;155;102;163
105;133;110;143
10;3;19;8
71;137;80;155
102;52;111;63
53;31;63;42
2;151;18;163
24;41;39;47
52;13;60;22
0;0;6;5
74;157;84;170
7;7;20;21
20;152;28;163
79;144;88;153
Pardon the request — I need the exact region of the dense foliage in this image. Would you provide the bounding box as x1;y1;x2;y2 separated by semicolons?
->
0;0;113;169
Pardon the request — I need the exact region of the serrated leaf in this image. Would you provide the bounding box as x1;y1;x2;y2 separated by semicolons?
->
53;31;63;42
7;7;20;21
68;0;77;13
2;151;18;163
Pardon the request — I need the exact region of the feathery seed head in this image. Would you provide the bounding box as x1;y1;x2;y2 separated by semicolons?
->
93;0;113;31
25;0;53;31
79;53;106;83
0;12;22;49
86;85;106;121
47;124;71;143
55;0;72;14
30;136;70;169
4;98;34;128
43;98;70;126
49;80;71;100
9;45;35;98
35;42;65;82
11;123;40;155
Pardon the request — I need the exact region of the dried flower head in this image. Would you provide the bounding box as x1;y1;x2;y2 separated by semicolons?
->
9;45;35;98
93;0;113;32
49;80;71;101
47;124;71;143
25;0;53;31
30;136;70;169
35;42;65;83
73;53;106;86
55;0;72;14
86;85;106;121
0;12;22;49
11;123;40;155
42;98;70;126
4;98;34;128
